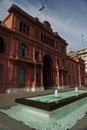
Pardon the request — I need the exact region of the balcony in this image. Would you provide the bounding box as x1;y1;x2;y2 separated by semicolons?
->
9;55;42;65
9;55;34;64
59;65;68;71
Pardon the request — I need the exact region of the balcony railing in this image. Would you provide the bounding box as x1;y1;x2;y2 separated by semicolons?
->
9;55;42;65
59;65;68;71
9;55;34;63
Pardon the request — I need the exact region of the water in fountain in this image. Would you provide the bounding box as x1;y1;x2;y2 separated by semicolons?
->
54;89;59;97
75;86;78;92
58;86;60;90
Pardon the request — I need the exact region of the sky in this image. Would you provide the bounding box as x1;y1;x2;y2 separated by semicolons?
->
0;0;87;51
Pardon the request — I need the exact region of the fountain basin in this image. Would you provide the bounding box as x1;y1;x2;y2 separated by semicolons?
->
15;90;87;111
21;96;87;119
1;90;87;130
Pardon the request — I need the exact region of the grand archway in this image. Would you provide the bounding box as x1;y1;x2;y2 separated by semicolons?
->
43;55;53;89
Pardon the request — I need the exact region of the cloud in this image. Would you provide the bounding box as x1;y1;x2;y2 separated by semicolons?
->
0;0;12;20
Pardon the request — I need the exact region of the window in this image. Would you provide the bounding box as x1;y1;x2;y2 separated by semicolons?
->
47;37;49;44
40;33;54;47
57;59;59;65
23;23;26;33
0;37;5;54
52;40;54;47
61;45;65;53
60;59;65;66
18;68;26;84
36;67;41;84
41;33;44;41
35;29;39;39
20;44;27;57
35;51;39;61
0;65;2;80
19;21;23;31
72;64;74;72
27;25;29;34
44;35;46;43
69;75;71;84
36;71;40;83
19;21;29;34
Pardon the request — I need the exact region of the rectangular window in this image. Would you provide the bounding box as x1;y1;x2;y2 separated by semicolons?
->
23;23;26;33
41;33;44;41
27;25;29;34
30;66;34;82
20;45;26;57
19;21;29;35
0;65;2;80
18;70;25;84
68;75;71;84
0;37;5;54
19;21;23;32
35;52;39;61
0;43;5;54
61;45;65;53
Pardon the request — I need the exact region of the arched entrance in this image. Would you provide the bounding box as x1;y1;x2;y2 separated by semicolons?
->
43;55;53;89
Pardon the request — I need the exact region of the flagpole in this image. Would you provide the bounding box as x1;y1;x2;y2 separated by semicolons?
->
82;34;85;49
46;13;47;21
46;0;47;21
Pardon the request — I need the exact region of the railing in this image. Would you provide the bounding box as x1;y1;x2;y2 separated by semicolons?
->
9;55;33;62
9;55;43;65
59;65;68;71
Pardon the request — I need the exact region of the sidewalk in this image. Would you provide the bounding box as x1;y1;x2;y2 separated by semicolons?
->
0;90;54;130
0;90;54;107
0;112;35;130
70;114;87;130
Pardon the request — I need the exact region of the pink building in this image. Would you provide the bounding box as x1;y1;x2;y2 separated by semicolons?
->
0;4;85;94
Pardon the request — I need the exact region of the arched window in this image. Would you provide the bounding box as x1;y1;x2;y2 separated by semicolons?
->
18;68;26;84
20;44;27;57
0;36;5;54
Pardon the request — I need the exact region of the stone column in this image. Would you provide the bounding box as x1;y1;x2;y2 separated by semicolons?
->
61;71;64;87
32;65;36;91
40;65;44;90
52;66;59;87
78;64;81;87
57;69;60;87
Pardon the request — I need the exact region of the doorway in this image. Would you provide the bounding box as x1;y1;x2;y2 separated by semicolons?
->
43;55;53;89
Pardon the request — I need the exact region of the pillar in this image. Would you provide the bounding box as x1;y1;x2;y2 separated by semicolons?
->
32;65;36;91
52;66;59;87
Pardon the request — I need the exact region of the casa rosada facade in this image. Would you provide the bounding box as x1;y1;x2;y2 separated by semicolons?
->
0;4;85;94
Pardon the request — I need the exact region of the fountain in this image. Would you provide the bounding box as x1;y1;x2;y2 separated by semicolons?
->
75;86;78;92
58;86;60;90
54;89;59;97
1;90;87;130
